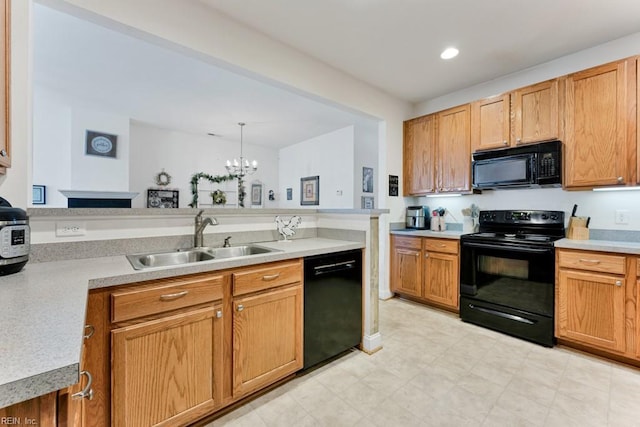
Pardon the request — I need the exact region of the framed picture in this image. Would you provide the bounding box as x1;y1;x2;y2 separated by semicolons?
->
389;175;399;196
361;196;374;209
362;167;374;193
251;183;263;206
86;130;118;158
300;176;319;206
32;185;46;205
147;189;179;208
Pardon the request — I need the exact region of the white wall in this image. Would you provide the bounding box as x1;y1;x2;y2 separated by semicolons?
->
129;122;279;209
32;85;130;206
354;123;379;208
32;86;72;207
278;126;354;209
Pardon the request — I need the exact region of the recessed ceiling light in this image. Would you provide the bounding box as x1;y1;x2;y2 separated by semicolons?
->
440;47;459;60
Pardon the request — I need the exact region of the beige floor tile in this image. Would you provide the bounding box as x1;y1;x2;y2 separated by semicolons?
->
504;375;557;407
388;381;436;418
408;370;456;400
482;405;542;427
365;398;424;427
339;380;389;415
250;393;310;426
305;395;364;427
495;390;551;422
456;372;505;403
546;392;608;427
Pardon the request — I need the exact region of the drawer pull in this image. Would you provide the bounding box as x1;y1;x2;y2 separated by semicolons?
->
216;310;223;318
83;324;95;340
159;290;189;301
578;259;601;265
615;280;622;287
437;244;446;248
72;371;94;401
237;304;244;312
262;273;281;281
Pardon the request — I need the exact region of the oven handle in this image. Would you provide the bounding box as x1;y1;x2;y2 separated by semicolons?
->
461;241;553;254
468;304;536;325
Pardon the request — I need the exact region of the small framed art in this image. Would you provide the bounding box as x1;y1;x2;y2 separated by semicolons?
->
86;130;118;158
361;196;374;209
251;183;263;206
32;185;46;204
300;176;319;206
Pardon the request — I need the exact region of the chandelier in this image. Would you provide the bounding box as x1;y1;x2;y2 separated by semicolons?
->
225;122;257;177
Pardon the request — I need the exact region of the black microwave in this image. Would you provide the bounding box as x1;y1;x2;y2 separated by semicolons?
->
472;140;562;190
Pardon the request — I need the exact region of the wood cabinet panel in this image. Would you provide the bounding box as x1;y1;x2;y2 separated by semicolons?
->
513;79;559;145
232;284;302;398
471;94;510;151
0;392;56;427
437;104;471;193
111;274;223;323
564;59;636;188
423;251;459;309
423;238;458;255
0;0;10;171
404;115;436;195
112;306;223;427
558;250;626;275
232;260;302;296
556;269;626;353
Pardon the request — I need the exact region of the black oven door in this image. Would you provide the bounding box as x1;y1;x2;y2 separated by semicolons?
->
459;240;555;346
472;154;534;189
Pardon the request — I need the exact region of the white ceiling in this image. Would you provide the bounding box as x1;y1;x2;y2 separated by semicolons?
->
33;3;379;149
201;0;640;102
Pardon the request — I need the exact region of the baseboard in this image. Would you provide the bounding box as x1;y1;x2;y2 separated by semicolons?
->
362;332;383;354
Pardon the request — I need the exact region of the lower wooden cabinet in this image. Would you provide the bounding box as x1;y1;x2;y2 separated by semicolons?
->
0;392;57;427
111;305;223;427
390;235;460;311
232;284;303;398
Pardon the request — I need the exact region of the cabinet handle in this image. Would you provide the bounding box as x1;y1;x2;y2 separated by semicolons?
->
216;310;223;318
0;149;6;157
617;176;624;183
503;140;508;146
237;304;244;312
424;253;429;258
578;259;601;265
83;324;95;340
262;273;280;281
159;290;188;301
516;138;522;144
615;280;622;287
437;243;446;248
72;371;94;401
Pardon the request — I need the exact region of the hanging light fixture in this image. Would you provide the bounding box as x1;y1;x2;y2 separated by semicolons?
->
225;122;257;177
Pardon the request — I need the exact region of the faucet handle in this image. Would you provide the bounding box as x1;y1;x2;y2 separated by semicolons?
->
223;236;232;247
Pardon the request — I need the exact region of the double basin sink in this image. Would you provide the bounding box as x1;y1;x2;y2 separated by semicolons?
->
126;244;279;270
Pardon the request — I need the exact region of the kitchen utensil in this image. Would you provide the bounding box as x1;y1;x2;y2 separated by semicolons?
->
571;204;577;217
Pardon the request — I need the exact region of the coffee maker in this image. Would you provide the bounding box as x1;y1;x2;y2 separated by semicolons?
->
406;206;429;229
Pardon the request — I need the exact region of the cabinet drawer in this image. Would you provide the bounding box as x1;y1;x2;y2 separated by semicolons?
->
424;238;459;254
391;235;422;250
558;250;625;275
233;260;302;296
112;274;224;323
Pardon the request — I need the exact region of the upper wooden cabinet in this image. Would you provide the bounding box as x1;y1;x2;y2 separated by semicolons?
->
403;115;436;195
0;0;10;171
471;79;560;152
437;104;471;193
564;58;637;189
471;94;510;151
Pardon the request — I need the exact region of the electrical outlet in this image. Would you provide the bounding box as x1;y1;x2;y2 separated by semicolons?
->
615;210;630;225
56;221;86;236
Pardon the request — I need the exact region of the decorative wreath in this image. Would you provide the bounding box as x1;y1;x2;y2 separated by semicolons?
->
189;172;246;208
211;190;227;205
155;170;172;186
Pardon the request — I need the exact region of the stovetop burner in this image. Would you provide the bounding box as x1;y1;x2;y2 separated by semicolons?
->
461;210;565;246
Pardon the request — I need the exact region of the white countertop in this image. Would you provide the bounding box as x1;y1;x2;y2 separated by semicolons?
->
0;237;363;408
389;229;465;239
554;238;640;255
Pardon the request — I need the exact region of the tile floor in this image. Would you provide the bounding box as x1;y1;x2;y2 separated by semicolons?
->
208;298;640;427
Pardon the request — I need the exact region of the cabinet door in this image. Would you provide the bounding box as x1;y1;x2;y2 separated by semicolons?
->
391;245;423;297
513;79;559;145
233;284;302;398
0;0;9;171
423;251;459;309
437;104;471;193
471;94;510;152
564;59;636;188
112;306;223;427
556;270;625;352
0;393;56;427
403;115;436;195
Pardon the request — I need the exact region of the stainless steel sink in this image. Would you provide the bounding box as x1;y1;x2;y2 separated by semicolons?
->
126;245;279;270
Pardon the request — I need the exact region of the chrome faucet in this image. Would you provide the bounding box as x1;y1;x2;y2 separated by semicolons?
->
223;236;232;247
194;210;217;247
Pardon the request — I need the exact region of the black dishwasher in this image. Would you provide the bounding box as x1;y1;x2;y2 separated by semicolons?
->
303;249;362;369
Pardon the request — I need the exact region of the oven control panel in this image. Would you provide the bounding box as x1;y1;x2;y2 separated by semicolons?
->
479;210;564;225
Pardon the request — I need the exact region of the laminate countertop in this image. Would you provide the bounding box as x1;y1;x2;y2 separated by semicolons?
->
0;237;363;408
389;229;465;239
554;238;640;255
